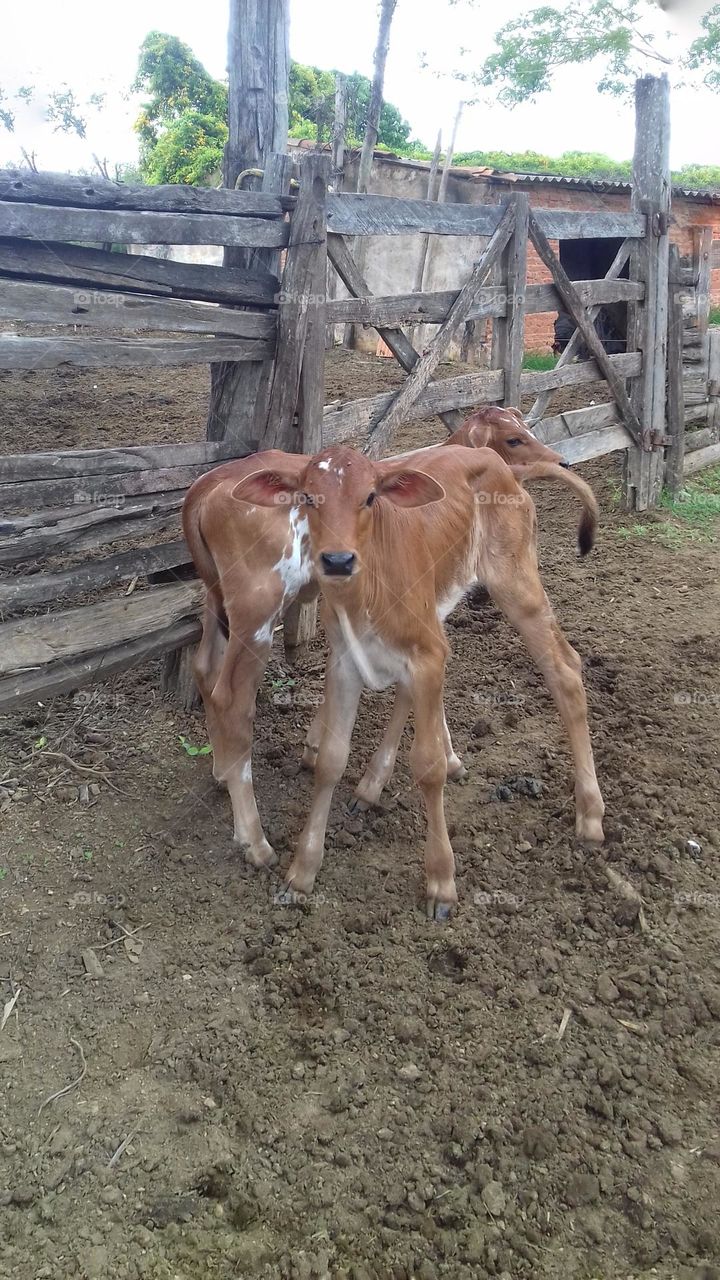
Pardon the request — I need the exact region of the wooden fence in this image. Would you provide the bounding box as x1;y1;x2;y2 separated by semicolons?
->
0;76;702;712
665;230;720;488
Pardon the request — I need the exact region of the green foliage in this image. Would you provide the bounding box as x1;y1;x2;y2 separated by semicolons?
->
709;305;720;325
522;350;558;370
686;5;720;90
453;0;720;104
133;34;418;185
0;83;104;137
178;735;213;758
142;111;228;185
450;147;720;190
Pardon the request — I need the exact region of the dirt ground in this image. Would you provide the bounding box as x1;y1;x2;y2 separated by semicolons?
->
1;351;720;1280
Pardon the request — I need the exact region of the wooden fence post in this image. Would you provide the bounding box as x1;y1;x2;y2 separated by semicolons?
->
624;73;670;510
259;152;330;656
504;193;529;407
665;243;686;494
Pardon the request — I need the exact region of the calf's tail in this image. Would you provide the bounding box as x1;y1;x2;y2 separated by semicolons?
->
508;461;599;556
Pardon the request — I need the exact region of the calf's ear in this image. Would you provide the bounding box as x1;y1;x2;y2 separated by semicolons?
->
466;420;491;449
231;468;300;508
376;467;446;508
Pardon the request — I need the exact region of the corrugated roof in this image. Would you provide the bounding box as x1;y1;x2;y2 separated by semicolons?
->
290;140;720;202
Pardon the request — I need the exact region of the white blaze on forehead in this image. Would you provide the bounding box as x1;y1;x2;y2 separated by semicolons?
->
317;458;331;471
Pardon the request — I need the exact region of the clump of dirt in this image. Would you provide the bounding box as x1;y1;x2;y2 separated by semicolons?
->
1;353;719;1279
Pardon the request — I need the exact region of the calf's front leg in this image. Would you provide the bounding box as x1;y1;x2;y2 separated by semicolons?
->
282;650;363;898
410;659;457;921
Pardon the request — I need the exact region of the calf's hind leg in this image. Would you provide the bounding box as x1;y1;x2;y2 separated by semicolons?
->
485;559;604;843
196;620;277;868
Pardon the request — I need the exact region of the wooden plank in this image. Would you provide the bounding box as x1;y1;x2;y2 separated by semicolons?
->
0;278;276;340
0;540;191;611
0;617;201;714
505;193;528;407
0;441;248;484
685;427;715;453
694;226;712;337
0;168;291;216
364;203;517;457
322;352;641;442
1;464;224;514
326;193;644;240
665;251;686;495
683;440;720;476
708;327;720;438
327;233;463;430
208;153;294;452
528;213;643;448
624;75;670;510
328;278;644;326
0;238;279;306
0;334;271;372
523;351;640;392
554;424;634;464
533;401;620;445
262;154;330;450
296;156;330;455
0;203;290;249
0;494;185;566
0;580;203;677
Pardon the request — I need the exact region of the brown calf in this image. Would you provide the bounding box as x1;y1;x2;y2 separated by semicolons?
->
183;411;580;869
231;444;605;918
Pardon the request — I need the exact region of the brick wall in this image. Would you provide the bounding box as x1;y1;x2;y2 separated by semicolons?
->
337;152;720;354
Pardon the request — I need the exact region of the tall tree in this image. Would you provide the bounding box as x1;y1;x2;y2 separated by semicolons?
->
357;0;399;194
450;0;720;102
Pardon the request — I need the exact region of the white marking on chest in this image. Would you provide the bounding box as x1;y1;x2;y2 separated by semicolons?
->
273;507;312;599
437;581;468;622
335;607;407;692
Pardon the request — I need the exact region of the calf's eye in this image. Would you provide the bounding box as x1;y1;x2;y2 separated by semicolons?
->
366;492;376;507
506;438;523;447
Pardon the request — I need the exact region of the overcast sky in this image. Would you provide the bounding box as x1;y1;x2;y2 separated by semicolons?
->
1;0;718;174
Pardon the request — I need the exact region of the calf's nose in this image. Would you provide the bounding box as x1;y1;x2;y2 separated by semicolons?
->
320;551;356;576
560;460;571;469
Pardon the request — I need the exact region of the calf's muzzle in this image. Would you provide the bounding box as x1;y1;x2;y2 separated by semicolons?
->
320;551;356;577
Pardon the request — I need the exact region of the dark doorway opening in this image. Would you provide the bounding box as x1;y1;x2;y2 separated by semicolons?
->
554;237;629;356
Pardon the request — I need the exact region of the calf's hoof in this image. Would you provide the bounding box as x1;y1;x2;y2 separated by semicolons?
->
425;880;458;923
348;795;372;815
576;815;605;845
235;837;277;869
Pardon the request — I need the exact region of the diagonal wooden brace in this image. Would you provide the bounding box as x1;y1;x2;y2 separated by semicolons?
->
528;214;645;450
362;202;517;458
327;233;465;432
